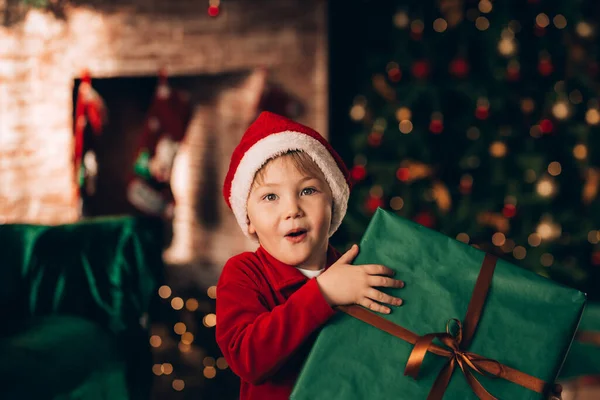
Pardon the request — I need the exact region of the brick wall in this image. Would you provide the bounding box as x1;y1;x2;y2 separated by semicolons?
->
0;0;327;282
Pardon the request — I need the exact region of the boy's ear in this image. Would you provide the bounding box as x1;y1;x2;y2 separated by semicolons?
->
247;218;256;236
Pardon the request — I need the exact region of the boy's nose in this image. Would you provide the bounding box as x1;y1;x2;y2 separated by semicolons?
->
284;199;303;219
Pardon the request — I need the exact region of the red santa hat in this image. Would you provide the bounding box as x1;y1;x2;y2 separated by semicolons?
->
223;111;351;238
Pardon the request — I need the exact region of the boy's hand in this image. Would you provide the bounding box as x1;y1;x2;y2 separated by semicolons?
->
316;244;404;314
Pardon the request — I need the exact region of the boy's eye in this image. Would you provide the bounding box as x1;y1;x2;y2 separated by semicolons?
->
301;187;317;196
263;193;278;201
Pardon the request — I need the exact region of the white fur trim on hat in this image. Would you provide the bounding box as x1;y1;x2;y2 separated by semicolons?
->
229;131;350;238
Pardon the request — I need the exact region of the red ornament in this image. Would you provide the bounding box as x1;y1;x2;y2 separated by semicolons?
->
539;119;554;134
350;165;367;182
388;67;402;82
396;167;410;182
367;132;383;147
365;195;385;214
502;204;517;218
475;106;489;120
459;181;472;195
208;5;220;17
449;58;469;78
507;66;520;81
413;211;435;228
534;26;546;37
538;59;553;76
411;61;430;79
589;62;599;77
592;251;600;266
429;119;444;134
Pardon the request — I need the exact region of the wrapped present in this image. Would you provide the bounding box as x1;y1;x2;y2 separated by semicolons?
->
291;208;586;400
559;303;600;381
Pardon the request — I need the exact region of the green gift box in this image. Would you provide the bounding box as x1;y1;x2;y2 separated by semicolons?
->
291;208;586;400
559;303;600;380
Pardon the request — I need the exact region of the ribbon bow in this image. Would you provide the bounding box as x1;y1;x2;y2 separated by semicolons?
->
404;318;503;400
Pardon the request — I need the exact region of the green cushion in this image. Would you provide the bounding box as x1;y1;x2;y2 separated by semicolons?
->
0;216;164;333
0;315;130;399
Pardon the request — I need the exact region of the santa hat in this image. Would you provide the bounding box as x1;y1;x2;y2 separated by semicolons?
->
223;111;351;238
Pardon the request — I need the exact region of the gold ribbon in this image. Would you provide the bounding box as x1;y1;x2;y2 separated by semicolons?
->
339;254;552;400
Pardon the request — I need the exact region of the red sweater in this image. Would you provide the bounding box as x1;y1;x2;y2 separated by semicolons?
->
216;245;340;400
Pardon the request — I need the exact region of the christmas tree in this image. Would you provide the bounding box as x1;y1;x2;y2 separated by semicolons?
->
334;0;600;300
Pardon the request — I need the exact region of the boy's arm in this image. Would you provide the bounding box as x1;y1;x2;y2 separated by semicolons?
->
216;261;335;385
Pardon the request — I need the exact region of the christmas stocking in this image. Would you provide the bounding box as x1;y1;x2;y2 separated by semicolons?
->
127;71;191;218
73;71;107;214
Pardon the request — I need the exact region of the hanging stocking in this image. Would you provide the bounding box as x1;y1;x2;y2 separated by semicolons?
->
73;70;107;215
127;69;191;218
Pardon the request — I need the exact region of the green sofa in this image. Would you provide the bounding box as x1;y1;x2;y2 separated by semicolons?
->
0;216;165;399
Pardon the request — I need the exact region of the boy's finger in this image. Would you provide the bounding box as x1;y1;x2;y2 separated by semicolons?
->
359;298;391;314
339;244;359;263
362;264;395;276
368;275;404;288
366;288;403;306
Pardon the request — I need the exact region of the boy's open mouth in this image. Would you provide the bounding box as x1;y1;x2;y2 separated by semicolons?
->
285;228;307;237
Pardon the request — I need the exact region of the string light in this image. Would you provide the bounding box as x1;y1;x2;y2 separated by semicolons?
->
390;196;404;210
162;363;174;375
586;108;600;125
204;367;217;379
475;16;490;31
181;332;194;345
203;313;217;327
433;18;448;33
396;107;412;121
513;246;527;260
552;101;569;119
489;141;507;158
535;13;550;28
573;144;588;160
492;232;506;246
393;11;410;29
399;120;413;134
576;21;593;38
501;239;516;253
207;286;217;299
171;297;184;310
528;233;542;247
186;298;199;311
498;38;516;57
478;0;492;13
536;176;556;197
150;335;162;348
174;322;186;335
350;104;366;121
588;230;600;244
553;15;567;29
456;233;470;243
158;285;172;299
172;379;185;391
216;357;229;370
547;161;562;176
536;219;561;241
540;254;554;267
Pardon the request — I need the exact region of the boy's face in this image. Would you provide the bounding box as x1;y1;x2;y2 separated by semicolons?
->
247;156;333;269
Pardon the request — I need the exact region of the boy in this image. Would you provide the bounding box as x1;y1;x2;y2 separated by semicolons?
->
217;111;404;399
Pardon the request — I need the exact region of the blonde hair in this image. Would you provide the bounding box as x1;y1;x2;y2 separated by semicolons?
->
252;150;326;188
